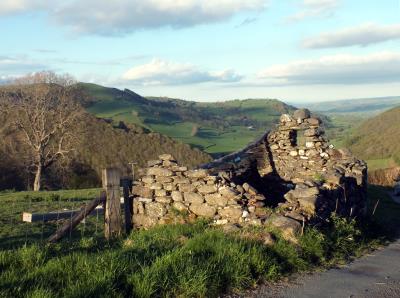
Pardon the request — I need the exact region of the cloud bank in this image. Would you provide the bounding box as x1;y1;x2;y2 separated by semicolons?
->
0;55;45;74
0;0;266;36
258;51;400;85
286;0;339;23
122;59;242;85
303;23;400;48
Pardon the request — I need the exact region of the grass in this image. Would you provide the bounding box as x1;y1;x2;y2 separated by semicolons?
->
0;189;100;249
0;218;386;298
366;158;398;171
0;184;399;297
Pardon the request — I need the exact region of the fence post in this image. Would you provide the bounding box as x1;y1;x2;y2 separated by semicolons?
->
121;178;133;234
102;168;122;239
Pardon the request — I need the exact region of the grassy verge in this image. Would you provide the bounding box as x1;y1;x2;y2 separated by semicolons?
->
0;185;398;297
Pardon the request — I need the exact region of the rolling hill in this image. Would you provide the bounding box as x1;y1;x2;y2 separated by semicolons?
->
345;106;400;169
80;83;296;156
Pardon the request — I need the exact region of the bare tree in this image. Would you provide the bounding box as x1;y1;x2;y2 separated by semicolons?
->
0;71;84;191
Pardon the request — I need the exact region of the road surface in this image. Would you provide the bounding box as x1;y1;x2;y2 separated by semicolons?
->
244;192;400;298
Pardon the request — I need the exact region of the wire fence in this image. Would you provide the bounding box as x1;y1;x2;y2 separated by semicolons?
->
0;189;106;250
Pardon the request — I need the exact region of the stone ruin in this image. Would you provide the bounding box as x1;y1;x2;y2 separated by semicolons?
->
132;109;367;240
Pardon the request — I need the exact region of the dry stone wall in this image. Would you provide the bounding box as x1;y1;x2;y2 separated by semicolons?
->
131;109;368;240
132;154;268;229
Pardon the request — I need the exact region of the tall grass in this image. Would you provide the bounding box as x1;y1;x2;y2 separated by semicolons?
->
0;215;387;298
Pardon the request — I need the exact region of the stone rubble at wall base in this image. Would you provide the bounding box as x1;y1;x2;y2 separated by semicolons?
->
131;109;368;242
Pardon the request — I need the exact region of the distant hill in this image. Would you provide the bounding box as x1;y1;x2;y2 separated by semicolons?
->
299;96;400;115
80;83;296;156
345;106;400;166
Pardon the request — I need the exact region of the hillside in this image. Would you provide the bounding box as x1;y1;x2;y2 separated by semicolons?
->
0;115;211;189
80;83;295;156
0;96;211;190
68;115;211;188
345;106;400;167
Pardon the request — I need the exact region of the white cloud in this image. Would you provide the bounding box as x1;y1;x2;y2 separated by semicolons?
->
0;0;267;36
0;55;45;74
122;59;242;85
303;23;400;48
286;0;339;23
0;0;47;15
257;51;400;85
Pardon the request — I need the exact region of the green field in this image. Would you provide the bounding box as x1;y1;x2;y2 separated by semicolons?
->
323;113;366;148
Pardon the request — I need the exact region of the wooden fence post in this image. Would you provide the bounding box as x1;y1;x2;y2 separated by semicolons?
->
121;178;133;235
102;168;122;239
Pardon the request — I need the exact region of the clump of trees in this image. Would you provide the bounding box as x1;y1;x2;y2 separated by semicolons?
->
0;71;84;191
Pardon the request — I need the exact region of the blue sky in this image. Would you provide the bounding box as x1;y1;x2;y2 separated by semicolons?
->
1;0;400;102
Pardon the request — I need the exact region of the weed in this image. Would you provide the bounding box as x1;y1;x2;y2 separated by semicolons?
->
313;173;326;184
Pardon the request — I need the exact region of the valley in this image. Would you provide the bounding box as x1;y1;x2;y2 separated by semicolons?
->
81;83;400;171
81;83;295;156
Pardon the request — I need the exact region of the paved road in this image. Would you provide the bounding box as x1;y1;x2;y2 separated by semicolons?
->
257;240;400;298
245;193;400;298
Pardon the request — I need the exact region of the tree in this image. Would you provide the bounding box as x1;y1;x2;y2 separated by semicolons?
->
0;71;84;191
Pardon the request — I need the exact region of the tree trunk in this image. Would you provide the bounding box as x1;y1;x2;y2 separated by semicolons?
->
33;164;42;191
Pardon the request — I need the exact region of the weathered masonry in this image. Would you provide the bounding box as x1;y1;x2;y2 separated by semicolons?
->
131;109;367;237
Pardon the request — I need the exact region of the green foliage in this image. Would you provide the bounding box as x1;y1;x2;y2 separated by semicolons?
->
299;228;326;265
325;215;361;261
313;173;326;184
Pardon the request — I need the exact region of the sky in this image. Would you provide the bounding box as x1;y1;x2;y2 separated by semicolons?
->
0;0;400;102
